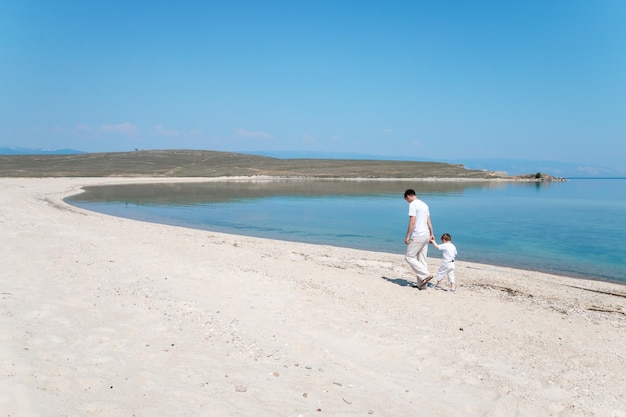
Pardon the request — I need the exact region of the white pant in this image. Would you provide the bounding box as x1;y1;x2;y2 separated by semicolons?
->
434;261;456;284
405;233;430;280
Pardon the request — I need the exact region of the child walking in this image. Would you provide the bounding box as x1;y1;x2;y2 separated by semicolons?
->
430;233;458;292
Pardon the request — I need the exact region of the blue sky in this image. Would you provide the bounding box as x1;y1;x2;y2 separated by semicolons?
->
1;0;625;171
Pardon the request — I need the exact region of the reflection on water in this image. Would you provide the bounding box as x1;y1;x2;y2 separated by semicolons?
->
72;179;512;205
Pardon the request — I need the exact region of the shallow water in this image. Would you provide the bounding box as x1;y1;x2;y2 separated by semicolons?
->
68;178;626;284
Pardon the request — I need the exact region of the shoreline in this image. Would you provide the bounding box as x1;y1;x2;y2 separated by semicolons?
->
2;177;625;416
67;176;621;286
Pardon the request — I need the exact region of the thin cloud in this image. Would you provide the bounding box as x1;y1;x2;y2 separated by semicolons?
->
101;122;139;136
70;123;98;137
75;124;93;132
302;134;316;144
153;124;180;137
384;128;394;134
235;129;271;139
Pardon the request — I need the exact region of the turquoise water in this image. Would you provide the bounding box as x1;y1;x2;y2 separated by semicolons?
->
67;179;626;284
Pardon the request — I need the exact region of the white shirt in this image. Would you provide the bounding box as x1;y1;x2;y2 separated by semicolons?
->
408;198;430;237
438;242;457;262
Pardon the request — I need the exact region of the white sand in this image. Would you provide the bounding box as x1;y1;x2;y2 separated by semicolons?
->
1;177;625;417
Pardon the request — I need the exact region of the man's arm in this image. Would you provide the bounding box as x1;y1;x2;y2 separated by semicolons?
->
405;216;415;245
427;215;434;241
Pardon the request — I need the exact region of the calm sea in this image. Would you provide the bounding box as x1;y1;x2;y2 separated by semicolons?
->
67;178;626;285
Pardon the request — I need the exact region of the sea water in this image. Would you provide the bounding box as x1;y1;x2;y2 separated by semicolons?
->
67;178;626;284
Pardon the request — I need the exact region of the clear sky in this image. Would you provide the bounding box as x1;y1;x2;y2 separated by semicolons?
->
1;0;625;170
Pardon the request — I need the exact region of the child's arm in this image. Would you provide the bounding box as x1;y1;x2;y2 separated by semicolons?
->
429;237;440;249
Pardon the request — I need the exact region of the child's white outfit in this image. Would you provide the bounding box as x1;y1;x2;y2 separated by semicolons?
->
433;242;457;288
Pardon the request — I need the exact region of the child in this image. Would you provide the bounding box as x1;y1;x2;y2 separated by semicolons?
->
430;233;458;292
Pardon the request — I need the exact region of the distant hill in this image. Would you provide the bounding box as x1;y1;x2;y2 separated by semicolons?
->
3;147;613;178
0;147;85;155
0;149;511;179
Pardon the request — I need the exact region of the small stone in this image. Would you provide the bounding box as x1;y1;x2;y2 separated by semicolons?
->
235;385;247;392
368;410;374;414
272;372;279;377
343;398;352;404
302;393;308;398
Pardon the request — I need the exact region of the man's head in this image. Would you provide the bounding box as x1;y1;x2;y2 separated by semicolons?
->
404;189;416;202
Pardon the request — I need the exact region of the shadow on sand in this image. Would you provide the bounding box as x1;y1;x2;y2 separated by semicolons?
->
381;276;416;288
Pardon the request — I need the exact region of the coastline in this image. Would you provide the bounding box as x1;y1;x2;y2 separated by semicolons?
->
2;177;625;416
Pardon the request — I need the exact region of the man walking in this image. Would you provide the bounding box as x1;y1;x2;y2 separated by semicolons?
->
404;189;434;289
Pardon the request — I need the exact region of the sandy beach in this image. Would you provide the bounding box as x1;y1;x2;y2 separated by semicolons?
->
2;177;625;417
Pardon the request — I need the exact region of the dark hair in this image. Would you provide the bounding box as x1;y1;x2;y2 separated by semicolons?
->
441;233;452;241
404;189;416;198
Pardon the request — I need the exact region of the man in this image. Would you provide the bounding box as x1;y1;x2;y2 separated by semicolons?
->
403;189;434;289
